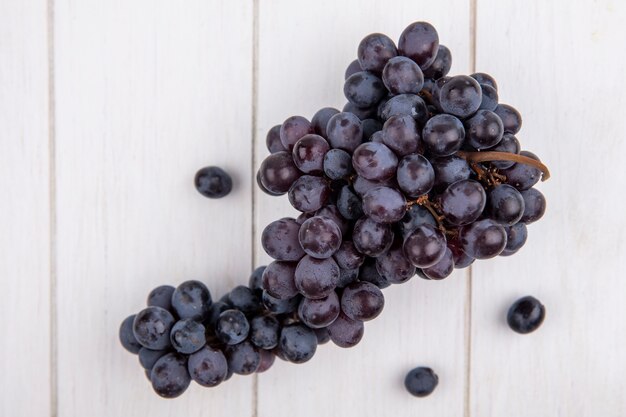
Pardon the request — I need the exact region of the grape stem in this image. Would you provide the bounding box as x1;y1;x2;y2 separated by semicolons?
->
408;195;448;234
456;151;551;181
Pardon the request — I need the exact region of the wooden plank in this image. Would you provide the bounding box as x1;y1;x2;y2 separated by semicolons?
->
254;1;472;415
471;1;626;415
0;1;51;416
54;1;254;415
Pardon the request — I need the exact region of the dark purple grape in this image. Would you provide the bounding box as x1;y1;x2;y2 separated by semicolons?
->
292;134;330;174
422;114;465;156
352;142;398;181
194;166;232;199
256;170;282;196
358;33;398;73
501;223;528;256
404;367;438;397
333;241;365;270
288;175;330;213
279;324;318;364
259;151;301;195
262;218;305;261
440;179;486;226
225;341;260;375
262;261;298;300
147;285;175;311
323;149;354;180
133;307;175;350
382;115;420;156
261;291;301;314
227;285;261;316
507;296;545;334
298;216;342;259
382;56;424;94
431;155;472;190
249;315;280;349
398;21;439;68
370;130;384;143
352;175;396;197
328;312;364;348
486;133;520;169
396;154;435;197
119;315;142;354
343;102;378;120
352;216;394;257
280;115;314;151
150;353;190;398
501;151;542;190
460;219;507;259
362;186;407;223
494;104;522;134
400;205;437;240
422;247;454;280
359;257;390;288
488;184;525;226
216;309;249;345
465;109;504;149
337;268;360;288
206;301;229;330
171;280;212;320
403;224;447;268
345;59;363;80
326;112;363;152
470;72;498;90
439;75;482;118
478;84;498;111
447;235;475;268
378;94;428;125
341;281;384;321
422;45;452;79
314;328;331;345
294;255;340;299
315;204;350;236
337;185;364;220
266;124;286;153
419;78;439;105
298;292;341;328
188;346;228;387
311;107;340;138
170;319;205;354
344;71;387;109
376;244;416;284
249;266;266;293
139;347;169;370
520;188;546;224
362;118;383;140
256;349;276;373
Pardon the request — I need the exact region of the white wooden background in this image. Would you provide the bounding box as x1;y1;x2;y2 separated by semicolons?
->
1;0;625;416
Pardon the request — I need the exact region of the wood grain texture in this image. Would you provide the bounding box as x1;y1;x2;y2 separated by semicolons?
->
471;1;626;416
254;2;472;416
0;1;51;416
53;1;254;415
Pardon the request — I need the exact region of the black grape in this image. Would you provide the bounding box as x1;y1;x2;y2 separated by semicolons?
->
470;72;498;90
311;107;340;138
358;33;398;73
248;266;267;293
225;341;261;375
262;261;299;300
314;328;331;345
323;148;354;180
315;204;350;236
431;155;472;190
341;281;385;321
133;307;175;350
352;142;398;181
327;312;364;348
478;84;499;111
403;224;447;268
279;324;318;364
376;243;416;284
345;59;363;80
259;151;301;195
333;240;365;270
294;255;340;299
266;124;286;153
363;186;407;224
440;179;487;226
343;102;378;120
344;71;387;108
150;353;191;398
227;285;262;316
288;175;330;213
460;219;507;259
326;112;363;152
262;218;306;261
298;292;341;328
188;346;228;387
422;247;454;280
280;115;314;151
501;151;542;190
382;56;424;94
398;21;439;68
337;268;359;288
378;93;428;125
169;319;205;354
362;118;383;140
397;154;435;198
292;134;330;174
439;75;482;118
494;104;522;134
119;315;142;354
194;166;232;199
352;216;394;257
422;114;465;157
249;315;280;349
465;109;504;149
501;223;528;256
404;366;439;397
520;188;546;224
171;280;212;320
298;216;342;259
487;184;525;226
337;185;364;220
261;291;301;314
139;347;169;371
507;296;545;334
487;133;520;169
256;349;276;373
147;285;175;311
359;257;391;289
216;309;250;345
382;114;421;156
399;204;437;240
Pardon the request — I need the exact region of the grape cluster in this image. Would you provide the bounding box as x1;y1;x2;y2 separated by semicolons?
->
120;21;549;399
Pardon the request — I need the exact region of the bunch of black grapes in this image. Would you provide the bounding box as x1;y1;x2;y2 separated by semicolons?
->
121;21;549;398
